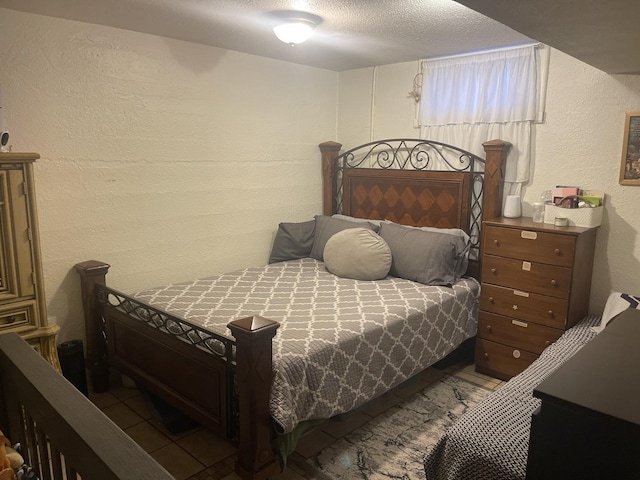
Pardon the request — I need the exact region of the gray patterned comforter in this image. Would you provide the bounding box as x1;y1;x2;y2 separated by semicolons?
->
134;258;480;433
424;315;600;480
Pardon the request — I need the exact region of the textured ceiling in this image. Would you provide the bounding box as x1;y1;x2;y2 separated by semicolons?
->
0;0;637;74
457;0;640;75
0;0;533;71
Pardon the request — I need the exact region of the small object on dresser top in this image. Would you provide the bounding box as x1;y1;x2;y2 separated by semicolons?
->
544;204;603;228
552;186;579;205
532;202;545;223
503;195;521;218
554;217;568;227
0;131;9;153
540;190;552;203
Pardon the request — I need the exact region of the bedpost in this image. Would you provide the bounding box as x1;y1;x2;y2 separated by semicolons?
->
481;140;511;220
228;316;280;480
74;260;111;393
319;141;342;216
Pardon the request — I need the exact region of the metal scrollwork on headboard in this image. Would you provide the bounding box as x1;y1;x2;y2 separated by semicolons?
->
339;138;480;172
332;138;487;258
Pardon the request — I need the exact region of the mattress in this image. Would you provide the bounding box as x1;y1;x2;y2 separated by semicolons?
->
423;315;600;480
134;257;480;433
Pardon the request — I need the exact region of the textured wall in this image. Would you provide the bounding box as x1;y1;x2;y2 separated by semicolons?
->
3;6;638;344
337;62;420;148
527;49;640;312
338;50;640;314
0;9;337;342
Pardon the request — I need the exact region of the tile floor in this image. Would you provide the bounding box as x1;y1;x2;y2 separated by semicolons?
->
89;362;504;480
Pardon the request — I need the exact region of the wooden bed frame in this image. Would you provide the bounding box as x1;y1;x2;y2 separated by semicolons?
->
75;138;509;480
0;332;174;480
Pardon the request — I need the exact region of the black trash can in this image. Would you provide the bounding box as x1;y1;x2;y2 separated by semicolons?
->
57;339;88;396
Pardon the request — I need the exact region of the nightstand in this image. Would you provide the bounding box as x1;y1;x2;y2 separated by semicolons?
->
475;217;597;380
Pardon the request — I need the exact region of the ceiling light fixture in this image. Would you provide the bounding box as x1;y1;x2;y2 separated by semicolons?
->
271;11;322;46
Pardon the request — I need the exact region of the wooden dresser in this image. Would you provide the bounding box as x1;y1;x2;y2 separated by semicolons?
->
475;217;597;380
0;152;59;370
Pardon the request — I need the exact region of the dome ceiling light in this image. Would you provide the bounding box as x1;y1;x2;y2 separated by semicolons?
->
271;11;323;46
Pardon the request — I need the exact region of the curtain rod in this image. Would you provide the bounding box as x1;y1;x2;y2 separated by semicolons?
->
424;43;542;62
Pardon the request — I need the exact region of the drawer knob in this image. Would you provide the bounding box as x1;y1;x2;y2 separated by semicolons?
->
7;316;16;324
493;239;500;246
488;296;495;304
483;353;489;359
554;248;561;255
547;310;553;316
490;268;497;274
485;324;492;333
550;279;557;286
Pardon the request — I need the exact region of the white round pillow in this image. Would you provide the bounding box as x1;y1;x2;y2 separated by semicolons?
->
323;227;392;281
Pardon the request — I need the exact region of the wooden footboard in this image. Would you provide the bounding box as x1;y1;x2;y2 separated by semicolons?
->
0;333;174;480
74;261;280;480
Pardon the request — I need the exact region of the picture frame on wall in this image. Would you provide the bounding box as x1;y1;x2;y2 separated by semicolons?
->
619;111;640;185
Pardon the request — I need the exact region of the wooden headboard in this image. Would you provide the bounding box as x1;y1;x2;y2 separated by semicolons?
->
319;138;510;277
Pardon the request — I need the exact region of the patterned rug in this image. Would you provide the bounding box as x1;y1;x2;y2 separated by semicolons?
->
297;375;492;480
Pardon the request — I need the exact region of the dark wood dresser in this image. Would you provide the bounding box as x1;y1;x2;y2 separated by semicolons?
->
526;308;640;479
475;217;597;380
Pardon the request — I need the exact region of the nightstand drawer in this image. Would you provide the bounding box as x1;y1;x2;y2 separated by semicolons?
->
482;255;572;299
483;225;576;267
480;284;567;329
475;338;538;380
478;312;563;355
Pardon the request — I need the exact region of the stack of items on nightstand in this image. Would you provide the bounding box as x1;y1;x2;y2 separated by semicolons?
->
537;186;604;227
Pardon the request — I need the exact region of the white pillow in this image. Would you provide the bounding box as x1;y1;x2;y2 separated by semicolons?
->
591;291;640;333
323;228;392;281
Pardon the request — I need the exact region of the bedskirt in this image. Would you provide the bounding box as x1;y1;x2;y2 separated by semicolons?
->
424;315;600;480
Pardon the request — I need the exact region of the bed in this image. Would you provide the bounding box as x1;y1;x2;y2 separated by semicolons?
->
424;292;640;480
423;314;600;480
74;138;510;479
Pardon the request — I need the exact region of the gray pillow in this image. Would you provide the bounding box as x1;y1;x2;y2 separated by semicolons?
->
310;215;378;261
323;228;392;281
268;220;316;263
332;214;383;229
378;221;468;286
382;220;470;278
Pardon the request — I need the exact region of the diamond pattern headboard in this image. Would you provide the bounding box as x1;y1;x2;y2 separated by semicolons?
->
343;169;471;230
319;138;511;278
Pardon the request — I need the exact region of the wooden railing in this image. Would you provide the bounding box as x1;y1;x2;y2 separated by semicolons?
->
0;333;175;480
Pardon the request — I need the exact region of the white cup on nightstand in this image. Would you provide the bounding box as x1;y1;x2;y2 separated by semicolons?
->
503;195;521;218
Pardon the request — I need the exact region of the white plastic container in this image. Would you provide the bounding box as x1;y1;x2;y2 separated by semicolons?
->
543;205;603;228
503;195;521;218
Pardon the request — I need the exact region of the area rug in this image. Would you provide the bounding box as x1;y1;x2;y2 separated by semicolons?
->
299;375;492;480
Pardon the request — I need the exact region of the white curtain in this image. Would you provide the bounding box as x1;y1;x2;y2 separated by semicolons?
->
418;45;546;196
